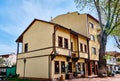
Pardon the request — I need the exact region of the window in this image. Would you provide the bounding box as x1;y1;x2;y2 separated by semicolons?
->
84;45;87;53
64;38;68;48
92;47;96;54
61;61;65;73
90;35;95;41
58;36;63;47
80;43;83;52
89;22;94;28
24;43;28;52
55;61;59;74
71;42;73;51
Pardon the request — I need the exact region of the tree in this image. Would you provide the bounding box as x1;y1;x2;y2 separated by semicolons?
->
0;57;4;67
74;0;120;75
112;28;120;49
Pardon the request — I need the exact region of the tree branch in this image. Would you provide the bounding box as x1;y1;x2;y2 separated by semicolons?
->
107;22;120;35
109;0;119;28
113;35;120;49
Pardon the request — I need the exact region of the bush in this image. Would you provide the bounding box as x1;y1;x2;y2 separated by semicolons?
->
7;78;35;81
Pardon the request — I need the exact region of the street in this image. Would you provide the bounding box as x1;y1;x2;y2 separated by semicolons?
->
65;74;120;81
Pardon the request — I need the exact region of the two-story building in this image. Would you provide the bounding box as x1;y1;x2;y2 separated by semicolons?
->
16;19;90;80
51;12;100;75
16;12;100;80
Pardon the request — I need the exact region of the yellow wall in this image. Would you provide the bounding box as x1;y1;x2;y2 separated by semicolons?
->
18;48;52;59
55;28;71;56
51;56;67;79
52;12;99;60
17;20;54;79
70;34;78;57
16;59;24;77
22;21;54;52
51;12;88;37
78;35;88;59
88;16;100;60
17;56;49;78
71;34;78;51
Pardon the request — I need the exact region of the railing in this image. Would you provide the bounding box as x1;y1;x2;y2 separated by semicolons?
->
17;47;53;59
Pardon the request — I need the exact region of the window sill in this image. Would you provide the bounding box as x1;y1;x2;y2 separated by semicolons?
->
57;47;69;50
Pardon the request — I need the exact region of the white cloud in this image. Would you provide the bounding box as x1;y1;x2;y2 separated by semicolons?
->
0;43;16;55
0;0;78;54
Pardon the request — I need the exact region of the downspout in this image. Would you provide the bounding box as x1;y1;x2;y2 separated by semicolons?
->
86;14;91;75
87;39;90;60
87;39;91;75
53;25;57;54
77;35;80;58
49;25;58;80
70;29;72;57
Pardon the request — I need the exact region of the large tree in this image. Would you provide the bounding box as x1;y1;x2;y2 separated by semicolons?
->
74;0;120;74
112;27;120;49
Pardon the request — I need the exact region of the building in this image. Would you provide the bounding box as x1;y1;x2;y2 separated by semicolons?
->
106;51;117;73
16;12;100;80
51;12;100;75
106;51;120;73
0;54;16;67
0;54;16;79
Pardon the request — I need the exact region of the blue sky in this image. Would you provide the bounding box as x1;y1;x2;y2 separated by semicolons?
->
0;0;119;54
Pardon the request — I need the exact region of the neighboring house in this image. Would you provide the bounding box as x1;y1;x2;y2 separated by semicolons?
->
106;51;120;73
115;52;120;73
0;54;16;67
16;12;100;80
51;12;100;75
0;54;16;78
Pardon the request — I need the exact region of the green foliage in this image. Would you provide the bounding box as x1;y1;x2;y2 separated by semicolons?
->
74;0;120;69
0;58;4;65
117;58;120;62
103;55;111;59
7;78;35;81
74;0;120;35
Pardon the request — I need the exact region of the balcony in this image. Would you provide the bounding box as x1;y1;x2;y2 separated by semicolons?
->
79;52;88;59
56;47;71;56
71;52;79;62
17;47;53;59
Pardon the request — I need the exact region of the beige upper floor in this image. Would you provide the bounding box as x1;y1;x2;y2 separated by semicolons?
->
16;19;89;59
51;12;100;60
51;12;88;37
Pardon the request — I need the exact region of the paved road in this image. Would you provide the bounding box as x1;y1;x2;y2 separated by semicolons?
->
65;74;120;81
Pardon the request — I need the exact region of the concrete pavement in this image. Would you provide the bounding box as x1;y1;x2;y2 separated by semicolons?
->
65;74;120;81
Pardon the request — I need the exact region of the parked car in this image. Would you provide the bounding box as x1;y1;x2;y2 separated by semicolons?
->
116;67;120;73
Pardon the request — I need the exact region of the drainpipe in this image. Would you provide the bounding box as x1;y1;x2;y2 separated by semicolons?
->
77;35;80;58
87;39;90;60
87;39;90;75
49;25;58;80
23;58;26;79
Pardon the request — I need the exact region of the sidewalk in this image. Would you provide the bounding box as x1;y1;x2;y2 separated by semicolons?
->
65;74;120;81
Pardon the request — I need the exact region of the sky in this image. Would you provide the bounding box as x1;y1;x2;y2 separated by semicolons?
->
0;0;119;54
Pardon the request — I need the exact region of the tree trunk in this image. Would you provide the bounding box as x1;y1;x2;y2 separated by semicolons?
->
98;31;107;76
